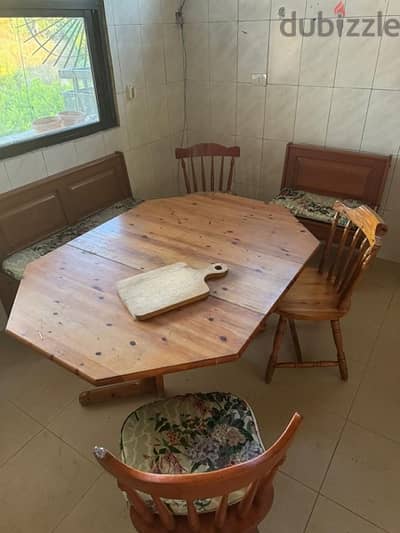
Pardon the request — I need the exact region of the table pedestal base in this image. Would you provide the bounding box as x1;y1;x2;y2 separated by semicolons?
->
79;376;165;406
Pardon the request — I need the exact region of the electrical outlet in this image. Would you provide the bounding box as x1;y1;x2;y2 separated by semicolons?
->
251;73;267;86
126;84;135;100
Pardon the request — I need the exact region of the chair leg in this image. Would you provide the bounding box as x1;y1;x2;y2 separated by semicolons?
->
265;316;287;384
331;320;349;381
289;319;303;363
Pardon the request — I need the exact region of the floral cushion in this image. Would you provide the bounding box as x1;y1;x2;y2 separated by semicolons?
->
2;198;138;281
120;392;265;516
271;188;363;226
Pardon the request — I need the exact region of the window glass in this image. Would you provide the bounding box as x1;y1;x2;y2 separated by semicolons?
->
0;16;100;148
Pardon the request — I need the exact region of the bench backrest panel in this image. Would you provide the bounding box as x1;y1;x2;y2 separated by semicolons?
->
0;152;131;261
282;143;391;207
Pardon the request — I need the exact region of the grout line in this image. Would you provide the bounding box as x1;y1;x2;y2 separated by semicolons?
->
50;470;104;533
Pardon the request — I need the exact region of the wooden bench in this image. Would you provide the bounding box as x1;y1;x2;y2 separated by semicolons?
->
271;143;391;241
0;152;135;315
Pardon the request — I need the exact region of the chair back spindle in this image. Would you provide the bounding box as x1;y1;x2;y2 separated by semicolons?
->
175;143;240;193
94;412;302;533
319;201;388;308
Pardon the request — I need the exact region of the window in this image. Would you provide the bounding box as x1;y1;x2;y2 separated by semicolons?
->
0;0;117;159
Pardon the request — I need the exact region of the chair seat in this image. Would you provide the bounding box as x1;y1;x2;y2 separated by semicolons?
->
2;198;138;281
120;392;265;516
277;266;350;321
271;188;363;226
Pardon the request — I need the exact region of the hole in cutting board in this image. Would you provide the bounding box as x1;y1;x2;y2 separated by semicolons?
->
214;265;223;271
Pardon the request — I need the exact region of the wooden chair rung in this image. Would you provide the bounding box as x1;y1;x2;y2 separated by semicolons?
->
275;361;339;368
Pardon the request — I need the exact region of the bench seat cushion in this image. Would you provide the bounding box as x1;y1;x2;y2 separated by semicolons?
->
271;188;363;226
2;198;137;281
120;392;265;516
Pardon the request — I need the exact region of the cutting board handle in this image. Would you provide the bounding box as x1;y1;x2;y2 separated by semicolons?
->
202;263;229;280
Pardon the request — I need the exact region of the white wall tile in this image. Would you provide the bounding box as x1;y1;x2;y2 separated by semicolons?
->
146;84;170;141
326;88;370;150
103;127;126;155
237;84;266;138
271;0;306;18
234;136;262;198
264;84;297;141
187;81;211;131
42;142;78;175
108;26;123;94
379;208;400;261
167;82;185;133
260;139;287;200
238;21;269;82
150;137;179;197
0;162;12;193
5;151;47;188
125;144;155;199
387;0;400;14
183;0;209;22
300;28;339;87
209;0;238;21
239;0;271;20
116;25;145;88
305;0;341;18
294;86;332;144
140;0;163;23
335;29;381;88
185;23;209;81
74;133;106;165
141;25;166;86
125;88;151;148
162;0;179;23
362;90;400;154
347;0;387;17
210;83;236;135
112;0;140;25
210;22;238;82
164;24;184;82
268;20;302;84
374;23;400;90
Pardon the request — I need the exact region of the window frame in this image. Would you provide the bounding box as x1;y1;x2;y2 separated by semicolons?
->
0;0;118;159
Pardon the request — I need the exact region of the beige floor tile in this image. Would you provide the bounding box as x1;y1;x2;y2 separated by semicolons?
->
322;422;400;533
48;392;158;464
0;331;38;375
0;430;100;533
350;286;400;444
306;495;386;533
259;473;317;533
166;357;345;491
0;356;87;425
0;399;42;466
54;473;132;533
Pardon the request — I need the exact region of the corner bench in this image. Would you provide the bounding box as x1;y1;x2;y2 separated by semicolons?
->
271;143;391;241
0;152;136;315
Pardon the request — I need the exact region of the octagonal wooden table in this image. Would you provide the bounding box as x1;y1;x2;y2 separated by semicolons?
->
6;193;319;405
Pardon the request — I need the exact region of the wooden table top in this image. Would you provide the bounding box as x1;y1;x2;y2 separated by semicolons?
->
6;193;319;386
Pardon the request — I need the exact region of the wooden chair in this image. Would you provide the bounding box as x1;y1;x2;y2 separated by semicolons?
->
265;201;388;383
175;143;240;193
93;393;302;533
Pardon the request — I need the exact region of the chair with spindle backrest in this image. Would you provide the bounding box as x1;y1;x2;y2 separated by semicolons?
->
93;392;302;533
175;143;240;193
265;201;388;383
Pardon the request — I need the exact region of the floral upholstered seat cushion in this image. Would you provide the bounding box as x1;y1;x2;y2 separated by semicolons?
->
2;198;138;281
120;392;265;516
271;188;363;226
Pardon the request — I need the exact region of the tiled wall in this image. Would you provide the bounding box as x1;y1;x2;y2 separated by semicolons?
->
0;0;184;201
184;0;400;262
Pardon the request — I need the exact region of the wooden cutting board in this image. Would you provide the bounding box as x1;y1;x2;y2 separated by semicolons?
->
117;262;229;320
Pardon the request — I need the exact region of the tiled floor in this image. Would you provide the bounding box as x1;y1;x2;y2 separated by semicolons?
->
0;258;399;533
